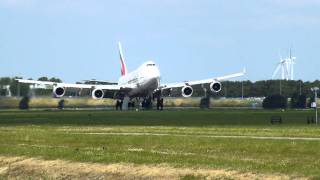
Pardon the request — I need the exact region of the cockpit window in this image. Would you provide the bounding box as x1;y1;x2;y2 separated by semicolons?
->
147;64;155;66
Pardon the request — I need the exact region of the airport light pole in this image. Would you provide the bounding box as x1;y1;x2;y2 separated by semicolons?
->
299;81;302;96
311;87;319;125
241;81;244;99
279;80;282;95
17;83;20;97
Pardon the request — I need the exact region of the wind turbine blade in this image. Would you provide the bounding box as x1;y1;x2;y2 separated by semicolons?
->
289;47;292;59
285;60;290;78
272;65;281;79
288;59;291;80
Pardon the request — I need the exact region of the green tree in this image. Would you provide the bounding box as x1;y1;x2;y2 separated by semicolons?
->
38;77;49;81
291;93;307;109
49;77;62;83
263;95;287;109
0;77;11;86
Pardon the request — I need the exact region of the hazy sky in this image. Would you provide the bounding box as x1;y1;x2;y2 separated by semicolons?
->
0;0;319;83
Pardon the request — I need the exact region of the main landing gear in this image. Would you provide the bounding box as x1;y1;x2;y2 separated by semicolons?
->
115;98;136;111
156;98;164;110
141;96;163;111
115;100;123;111
115;96;164;111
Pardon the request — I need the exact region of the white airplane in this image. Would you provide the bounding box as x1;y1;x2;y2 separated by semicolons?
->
17;42;245;109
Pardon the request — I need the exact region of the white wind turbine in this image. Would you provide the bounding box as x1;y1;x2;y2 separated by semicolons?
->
272;49;296;80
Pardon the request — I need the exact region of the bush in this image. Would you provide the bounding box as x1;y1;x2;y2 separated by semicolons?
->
262;95;287;109
291;94;307;109
19;96;30;110
0;89;6;96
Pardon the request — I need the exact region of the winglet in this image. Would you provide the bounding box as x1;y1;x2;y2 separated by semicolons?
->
118;42;127;76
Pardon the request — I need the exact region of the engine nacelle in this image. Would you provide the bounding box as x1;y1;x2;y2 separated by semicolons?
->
92;89;104;99
53;86;65;98
181;86;193;98
210;81;222;93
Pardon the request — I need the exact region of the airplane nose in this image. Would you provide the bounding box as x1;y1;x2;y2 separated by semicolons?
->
153;68;160;78
143;65;160;79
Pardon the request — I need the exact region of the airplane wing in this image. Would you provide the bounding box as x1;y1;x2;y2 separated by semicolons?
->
16;79;127;99
160;68;246;89
16;79;122;90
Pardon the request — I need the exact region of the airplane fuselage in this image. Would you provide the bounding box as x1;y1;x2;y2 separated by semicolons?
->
118;61;160;97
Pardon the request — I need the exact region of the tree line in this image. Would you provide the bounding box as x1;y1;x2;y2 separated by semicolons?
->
1;77;320;98
0;77;61;96
216;80;320;98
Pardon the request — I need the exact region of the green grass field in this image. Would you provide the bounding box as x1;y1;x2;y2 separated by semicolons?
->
0;109;320;179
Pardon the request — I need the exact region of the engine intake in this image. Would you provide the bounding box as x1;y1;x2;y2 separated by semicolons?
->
182;86;193;98
210;81;222;93
92;89;104;99
53;86;65;98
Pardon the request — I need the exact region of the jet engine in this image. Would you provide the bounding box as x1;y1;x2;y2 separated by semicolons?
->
53;86;65;98
210;81;222;93
92;89;104;99
181;86;193;97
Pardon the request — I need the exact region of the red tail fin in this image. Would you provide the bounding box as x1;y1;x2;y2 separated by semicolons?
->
118;42;127;76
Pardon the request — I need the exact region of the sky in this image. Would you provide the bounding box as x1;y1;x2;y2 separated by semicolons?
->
0;0;320;83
